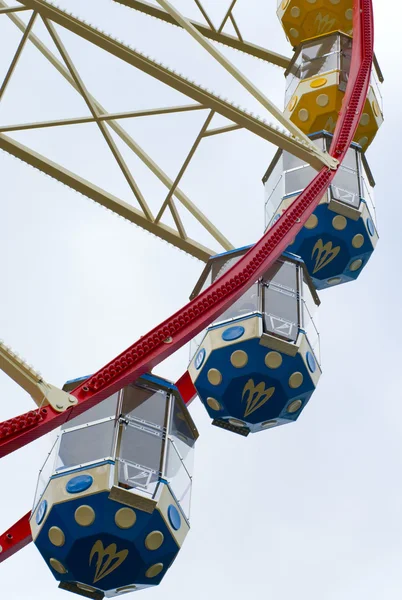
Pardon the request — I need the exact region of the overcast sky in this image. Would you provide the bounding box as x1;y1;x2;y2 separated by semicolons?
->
1;1;401;599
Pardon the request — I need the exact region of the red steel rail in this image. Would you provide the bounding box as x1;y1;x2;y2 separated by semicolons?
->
0;0;374;562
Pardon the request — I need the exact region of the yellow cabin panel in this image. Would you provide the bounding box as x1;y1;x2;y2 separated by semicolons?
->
278;0;353;45
285;74;383;148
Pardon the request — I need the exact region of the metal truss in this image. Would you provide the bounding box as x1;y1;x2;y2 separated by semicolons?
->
114;0;292;68
0;0;374;565
0;0;336;263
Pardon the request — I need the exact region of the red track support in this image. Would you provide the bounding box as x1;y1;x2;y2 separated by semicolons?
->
0;512;32;563
0;0;374;562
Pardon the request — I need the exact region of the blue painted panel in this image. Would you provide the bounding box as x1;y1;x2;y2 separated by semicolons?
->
221;326;245;341
167;505;181;531
36;500;47;525
66;475;93;494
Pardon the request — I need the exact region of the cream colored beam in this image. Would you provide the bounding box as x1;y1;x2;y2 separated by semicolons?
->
193;0;215;31
43;17;154;221
1;0;233;252
14;0;332;169
218;0;237;33
203;123;242;137
155;110;215;222
229;13;243;43
0;5;28;13
0;341;77;412
114;0;290;68
0;104;205;133
0;10;36;100
155;0;337;170
0;132;215;261
168;199;187;239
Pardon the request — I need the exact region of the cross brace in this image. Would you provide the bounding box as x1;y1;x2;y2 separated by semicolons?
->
113;0;291;68
17;0;333;170
0;132;215;261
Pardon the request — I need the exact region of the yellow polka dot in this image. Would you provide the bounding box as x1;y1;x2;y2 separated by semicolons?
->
115;508;136;529
330;0;340;4
48;527;65;547
345;8;353;19
352;234;364;248
50;558;67;574
327;277;341;285
372;100;380;117
290;27;299;38
316;94;329;107
305;214;318;229
77;584;97;592
288;96;298;111
349;259;363;271
287;400;302;413
146;563;164;578
290;6;300;17
229;419;247;428
265;351;283;369
116;586;137;593
74;505;95;527
332;215;347;231
289;372;303;389
262;420;277;429
310;77;327;89
358;136;369;148
298;108;309;122
207;397;222;411
145;531;164;551
230;350;248;368
207;368;222;386
360;113;370;126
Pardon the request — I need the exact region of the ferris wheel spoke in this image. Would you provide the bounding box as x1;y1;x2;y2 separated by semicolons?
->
0;10;37;101
0;4;29;13
154;0;337;170
155;109;215;223
202;122;242;137
227;12;243;42
0;104;206;133
217;0;238;34
0;132;218;260
115;0;290;68
42;16;154;222
193;0;215;32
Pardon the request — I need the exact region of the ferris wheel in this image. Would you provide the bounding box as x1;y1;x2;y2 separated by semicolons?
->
0;0;382;597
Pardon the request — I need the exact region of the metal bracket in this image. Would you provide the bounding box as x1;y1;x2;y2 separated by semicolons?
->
0;340;77;412
37;382;78;413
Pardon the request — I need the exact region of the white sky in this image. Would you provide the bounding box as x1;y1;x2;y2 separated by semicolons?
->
0;0;401;599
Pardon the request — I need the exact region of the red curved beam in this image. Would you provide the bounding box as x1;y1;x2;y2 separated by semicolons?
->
0;512;31;563
0;0;374;563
